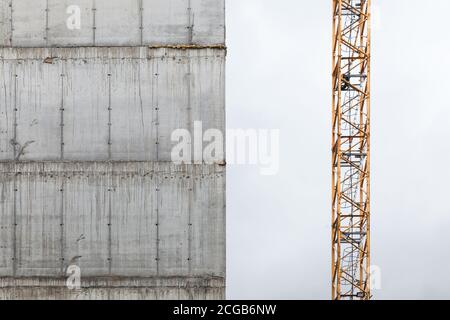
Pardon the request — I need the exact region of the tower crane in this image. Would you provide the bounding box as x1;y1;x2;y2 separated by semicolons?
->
332;0;371;300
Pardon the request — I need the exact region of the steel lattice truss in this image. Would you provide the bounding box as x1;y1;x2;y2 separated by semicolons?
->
332;0;371;300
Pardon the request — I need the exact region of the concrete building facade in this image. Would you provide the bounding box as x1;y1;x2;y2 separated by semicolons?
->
0;0;225;299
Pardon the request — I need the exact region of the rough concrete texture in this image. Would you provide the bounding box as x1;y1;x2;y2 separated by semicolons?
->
0;0;225;47
0;1;226;300
0;162;225;299
0;47;225;162
0;277;225;300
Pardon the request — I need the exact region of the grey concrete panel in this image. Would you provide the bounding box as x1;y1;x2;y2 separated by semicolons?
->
95;0;141;46
189;50;226;138
15;167;62;276
0;61;14;160
191;0;225;45
63;60;110;160
62;164;110;276
109;59;157;161
0;173;13;276
156;53;190;161
157;49;226;160
11;0;47;47
15;61;62;160
110;172;158;276
190;172;226;276
142;0;189;45
47;0;94;47
157;172;190;276
0;0;11;47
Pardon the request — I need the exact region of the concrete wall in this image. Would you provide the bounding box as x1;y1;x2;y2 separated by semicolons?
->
0;162;225;299
0;0;225;47
0;47;225;161
0;1;226;300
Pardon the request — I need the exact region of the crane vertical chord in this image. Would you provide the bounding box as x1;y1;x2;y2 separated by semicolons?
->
332;0;371;300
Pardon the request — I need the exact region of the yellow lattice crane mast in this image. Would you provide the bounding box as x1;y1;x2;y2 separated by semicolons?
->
332;0;371;300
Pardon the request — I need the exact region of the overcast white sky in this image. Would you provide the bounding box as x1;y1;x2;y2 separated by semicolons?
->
226;0;450;300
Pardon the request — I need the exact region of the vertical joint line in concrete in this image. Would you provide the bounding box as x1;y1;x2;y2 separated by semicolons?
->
187;53;192;136
9;0;13;46
13;72;17;160
139;0;144;45
107;71;112;160
156;178;160;275
187;53;193;274
108;167;112;275
155;62;159;162
12;70;19;161
92;1;96;46
44;0;49;46
12;172;17;276
60;180;65;274
60;73;65;160
187;0;194;44
137;61;144;134
59;71;66;272
188;175;193;274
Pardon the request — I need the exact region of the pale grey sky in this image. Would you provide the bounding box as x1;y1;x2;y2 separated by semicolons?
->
226;0;450;300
